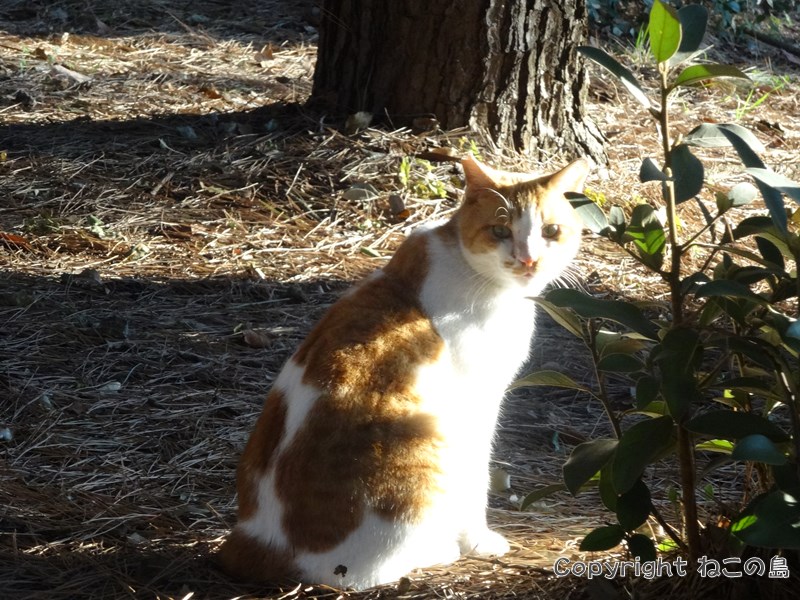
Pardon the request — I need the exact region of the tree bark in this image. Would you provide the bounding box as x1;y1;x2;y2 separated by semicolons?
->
311;0;606;164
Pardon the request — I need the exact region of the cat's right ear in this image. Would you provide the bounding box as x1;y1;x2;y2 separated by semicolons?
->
461;156;500;193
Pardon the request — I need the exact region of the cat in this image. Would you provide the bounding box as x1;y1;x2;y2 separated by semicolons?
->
219;155;589;590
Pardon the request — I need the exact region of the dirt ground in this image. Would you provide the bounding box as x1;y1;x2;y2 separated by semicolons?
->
1;2;800;599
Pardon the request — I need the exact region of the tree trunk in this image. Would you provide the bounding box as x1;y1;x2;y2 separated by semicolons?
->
311;0;606;164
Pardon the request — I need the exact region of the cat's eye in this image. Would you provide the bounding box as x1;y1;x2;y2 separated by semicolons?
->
491;225;512;240
542;224;561;239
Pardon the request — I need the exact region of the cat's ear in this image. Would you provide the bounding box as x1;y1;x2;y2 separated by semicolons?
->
546;158;590;194
461;155;502;192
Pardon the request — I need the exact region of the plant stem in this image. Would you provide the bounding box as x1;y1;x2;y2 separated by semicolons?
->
650;501;689;554
587;320;622;439
659;62;702;561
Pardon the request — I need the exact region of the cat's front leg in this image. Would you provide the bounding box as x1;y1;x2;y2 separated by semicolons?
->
458;525;510;557
455;474;510;557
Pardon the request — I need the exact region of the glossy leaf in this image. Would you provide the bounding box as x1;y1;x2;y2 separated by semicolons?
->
731;434;787;465
510;370;590;393
649;0;681;64
625;204;666;267
629;400;670;418
579;525;626;551
670;144;704;203
655;328;703;419
628;533;657;562
531;297;583;338
745;168;800;204
719;129;787;231
597;353;644;373
670;4;708;64
773;464;800;496
612;416;674;493
686;410;790;442
609;205;626;242
694;280;767;304
616;479;651;530
520;483;568;510
671;64;749;90
546;288;659;340
695;438;734;454
684;123;765;152
563;438;619;496
599;464;618;511
755;237;785;270
733;491;800;549
640;158;667;182
636;375;660;409
578;46;651;109
568;194;611;235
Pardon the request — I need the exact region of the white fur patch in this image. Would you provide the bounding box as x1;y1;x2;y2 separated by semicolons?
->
238;359;320;553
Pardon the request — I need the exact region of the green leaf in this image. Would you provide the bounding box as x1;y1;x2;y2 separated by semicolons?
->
686;410;790;442
568;194;611;235
616;479;651;530
696;438;734;454
612;416;674;493
625;204;666;268
731;434;787;465
599;463;618;511
636;376;660;409
578;46;651;109
531;297;584;338
628;533;658;562
694;280;767;304
597;353;644;373
609;205;626;243
719;129;787;231
670;144;704;203
755;237;785;270
773;464;800;496
654;328;703;420
510;370;590;393
670;4;708;64
745;168;800;205
579;525;626;551
671;64;749;90
733;491;800;549
628;400;670;418
640;158;667;182
598;334;648;358
649;0;682;64
563;438;619;496
546;288;659;340
520;483;568;510
684;123;765;152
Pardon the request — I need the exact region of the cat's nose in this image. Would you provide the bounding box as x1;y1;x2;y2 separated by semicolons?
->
519;257;537;269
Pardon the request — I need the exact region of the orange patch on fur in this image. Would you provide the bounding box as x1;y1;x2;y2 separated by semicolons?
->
277;233;446;552
236;389;288;520
218;528;300;584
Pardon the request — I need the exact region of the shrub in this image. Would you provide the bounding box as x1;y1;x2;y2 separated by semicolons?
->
519;0;800;562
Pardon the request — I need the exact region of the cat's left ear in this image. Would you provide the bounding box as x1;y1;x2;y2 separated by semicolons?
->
546;158;590;195
461;155;503;192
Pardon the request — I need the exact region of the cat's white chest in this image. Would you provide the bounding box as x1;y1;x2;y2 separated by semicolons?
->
418;231;538;395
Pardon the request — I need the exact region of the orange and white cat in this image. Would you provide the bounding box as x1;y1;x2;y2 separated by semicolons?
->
219;155;589;590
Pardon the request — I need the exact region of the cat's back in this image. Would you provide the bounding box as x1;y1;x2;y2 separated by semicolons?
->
219;227;456;588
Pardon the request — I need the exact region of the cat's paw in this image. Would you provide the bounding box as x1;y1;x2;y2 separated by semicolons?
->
459;528;510;557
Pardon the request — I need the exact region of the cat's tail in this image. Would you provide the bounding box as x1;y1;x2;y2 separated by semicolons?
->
217;528;301;585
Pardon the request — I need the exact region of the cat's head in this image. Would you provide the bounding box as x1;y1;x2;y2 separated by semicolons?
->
456;156;589;293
